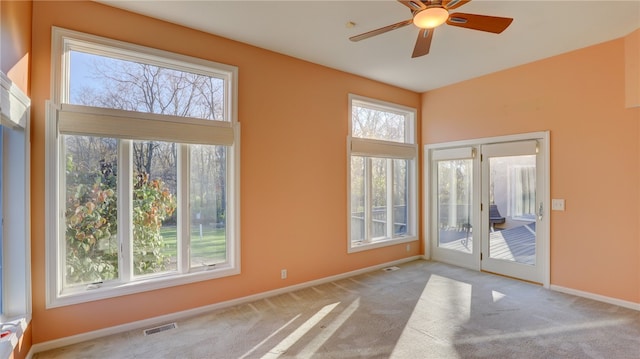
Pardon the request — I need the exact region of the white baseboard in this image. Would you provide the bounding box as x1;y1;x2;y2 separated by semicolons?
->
30;256;422;355
550;284;640;311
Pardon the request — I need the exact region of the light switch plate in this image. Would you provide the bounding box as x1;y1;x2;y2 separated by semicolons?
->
551;199;565;211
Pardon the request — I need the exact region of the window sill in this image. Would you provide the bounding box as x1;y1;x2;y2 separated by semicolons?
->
0;317;29;359
49;264;240;308
348;235;417;253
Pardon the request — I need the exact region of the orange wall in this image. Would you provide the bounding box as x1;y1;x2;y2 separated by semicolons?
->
1;0;31;93
422;34;640;303
29;1;421;343
626;28;640;108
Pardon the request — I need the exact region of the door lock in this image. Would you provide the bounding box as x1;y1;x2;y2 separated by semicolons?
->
538;202;543;221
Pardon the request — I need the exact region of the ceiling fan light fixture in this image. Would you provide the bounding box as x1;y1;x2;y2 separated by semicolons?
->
413;6;449;29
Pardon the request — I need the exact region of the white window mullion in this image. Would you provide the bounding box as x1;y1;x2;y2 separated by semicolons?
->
178;144;190;273
228;127;240;265
57;134;68;291
46;103;64;300
408;159;416;235
386;159;394;239
119;140;132;283
364;158;372;243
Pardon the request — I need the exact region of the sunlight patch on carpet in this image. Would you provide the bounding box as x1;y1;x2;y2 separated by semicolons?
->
261;302;340;358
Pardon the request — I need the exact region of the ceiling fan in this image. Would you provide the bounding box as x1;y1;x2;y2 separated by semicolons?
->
349;0;513;58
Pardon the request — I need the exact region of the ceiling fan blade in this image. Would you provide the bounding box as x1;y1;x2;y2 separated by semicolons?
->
442;0;470;10
446;12;513;33
349;19;414;42
397;0;426;11
412;28;434;58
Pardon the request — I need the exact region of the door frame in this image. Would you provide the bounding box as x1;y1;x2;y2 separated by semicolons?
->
423;131;550;288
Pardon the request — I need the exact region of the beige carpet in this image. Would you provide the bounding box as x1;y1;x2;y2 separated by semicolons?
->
35;260;640;358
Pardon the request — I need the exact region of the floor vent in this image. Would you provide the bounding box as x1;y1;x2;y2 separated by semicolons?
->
382;266;400;272
143;322;178;336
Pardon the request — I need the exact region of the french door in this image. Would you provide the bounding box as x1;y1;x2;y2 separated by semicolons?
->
430;147;480;270
428;134;548;284
480;140;544;283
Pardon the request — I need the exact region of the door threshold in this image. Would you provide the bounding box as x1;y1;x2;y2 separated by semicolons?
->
481;269;542;286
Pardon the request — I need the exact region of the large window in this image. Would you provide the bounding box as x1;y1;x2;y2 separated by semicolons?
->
0;71;31;355
47;28;239;307
348;95;417;252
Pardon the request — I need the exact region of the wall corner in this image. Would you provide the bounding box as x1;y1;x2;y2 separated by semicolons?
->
625;28;640;108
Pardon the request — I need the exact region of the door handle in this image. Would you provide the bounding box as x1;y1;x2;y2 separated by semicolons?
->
538;202;543;221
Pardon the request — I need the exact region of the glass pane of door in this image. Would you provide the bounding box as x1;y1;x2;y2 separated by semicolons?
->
481;139;544;284
487;155;537;265
437;159;473;253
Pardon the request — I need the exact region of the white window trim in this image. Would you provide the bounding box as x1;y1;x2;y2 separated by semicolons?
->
347;94;418;253
46;27;241;308
0;72;31;358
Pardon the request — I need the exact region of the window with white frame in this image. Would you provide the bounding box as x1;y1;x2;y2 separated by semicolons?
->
47;28;240;307
1;129;3;315
348;95;417;252
0;71;31;355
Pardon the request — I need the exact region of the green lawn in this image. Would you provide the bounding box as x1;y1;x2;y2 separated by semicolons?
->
160;225;227;263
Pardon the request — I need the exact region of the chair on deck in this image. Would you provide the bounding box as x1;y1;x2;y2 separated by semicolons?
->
489;204;505;230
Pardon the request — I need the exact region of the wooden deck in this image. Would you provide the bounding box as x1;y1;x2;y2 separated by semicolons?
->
438;222;536;265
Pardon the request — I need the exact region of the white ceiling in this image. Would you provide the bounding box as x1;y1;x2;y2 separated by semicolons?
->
99;0;640;93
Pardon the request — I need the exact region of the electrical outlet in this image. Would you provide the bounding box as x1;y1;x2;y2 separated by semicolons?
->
406;244;411;252
281;269;287;279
